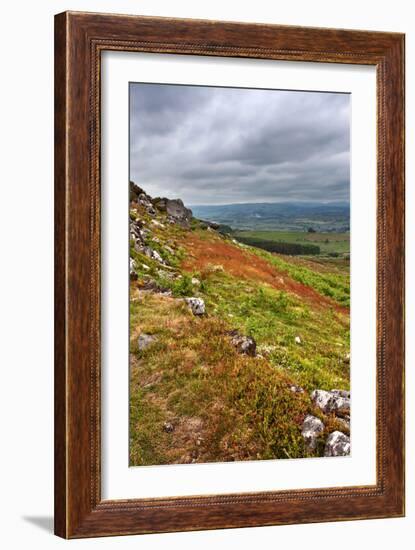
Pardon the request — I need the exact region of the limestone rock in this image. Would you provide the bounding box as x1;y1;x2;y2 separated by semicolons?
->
129;181;145;202
311;389;350;418
330;389;350;399
129;258;137;280
228;330;256;356
153;197;168;212
324;431;350;457
290;385;305;394
142;246;166;265
151;219;165;229
185;297;205;316
166;198;192;221
138;333;156;351
311;389;333;413
301;415;324;450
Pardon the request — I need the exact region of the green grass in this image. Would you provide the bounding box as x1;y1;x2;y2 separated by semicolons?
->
197;270;350;392
244;245;350;307
130;293;309;464
129;286;349;465
233;230;350;255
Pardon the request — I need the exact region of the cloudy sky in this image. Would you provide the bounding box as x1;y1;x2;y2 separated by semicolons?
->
129;83;350;205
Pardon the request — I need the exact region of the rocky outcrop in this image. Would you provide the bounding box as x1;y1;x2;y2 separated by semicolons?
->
166;198;192;221
130;182;157;215
152;197;168;211
138;193;156;215
131;183;194;230
185;297;205;316
142;246;166;265
130;216;149;249
300;387;351;455
152;196;193;226
311;389;350;418
129;181;145;202
324;431;350;457
311;389;333;413
301;415;324;450
330;389;350;399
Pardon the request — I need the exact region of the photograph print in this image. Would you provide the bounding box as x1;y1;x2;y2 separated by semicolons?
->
129;83;351;466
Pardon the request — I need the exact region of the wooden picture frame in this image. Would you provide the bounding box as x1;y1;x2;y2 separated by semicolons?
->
54;11;405;538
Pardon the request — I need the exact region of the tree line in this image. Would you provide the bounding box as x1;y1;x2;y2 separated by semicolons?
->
236;236;320;256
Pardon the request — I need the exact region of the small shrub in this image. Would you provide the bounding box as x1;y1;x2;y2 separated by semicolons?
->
171;273;194;297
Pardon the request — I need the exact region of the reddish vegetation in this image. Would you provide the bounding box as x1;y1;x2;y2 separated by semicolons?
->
181;233;347;313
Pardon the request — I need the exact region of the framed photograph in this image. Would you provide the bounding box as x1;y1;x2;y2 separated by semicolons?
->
54;11;405;538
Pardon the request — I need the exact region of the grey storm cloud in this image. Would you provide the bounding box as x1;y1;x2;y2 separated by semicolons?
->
129;83;350;205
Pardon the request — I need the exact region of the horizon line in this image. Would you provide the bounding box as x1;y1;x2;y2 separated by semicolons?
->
189;200;350;207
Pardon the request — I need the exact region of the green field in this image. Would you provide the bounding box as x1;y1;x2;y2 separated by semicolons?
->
233;230;350;256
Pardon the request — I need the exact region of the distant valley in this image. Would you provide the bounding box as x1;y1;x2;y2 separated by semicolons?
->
191;201;350;233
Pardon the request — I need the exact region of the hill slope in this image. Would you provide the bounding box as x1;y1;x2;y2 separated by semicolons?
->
129;183;351;465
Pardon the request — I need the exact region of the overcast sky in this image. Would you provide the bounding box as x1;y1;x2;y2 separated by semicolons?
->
130;83;350;205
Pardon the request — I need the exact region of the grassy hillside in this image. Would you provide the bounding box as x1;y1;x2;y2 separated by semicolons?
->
129;190;350;466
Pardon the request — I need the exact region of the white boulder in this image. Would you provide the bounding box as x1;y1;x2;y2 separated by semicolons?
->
185;297;205;316
301;415;324;450
324;431;350;457
311;389;350;417
129;258;136;274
